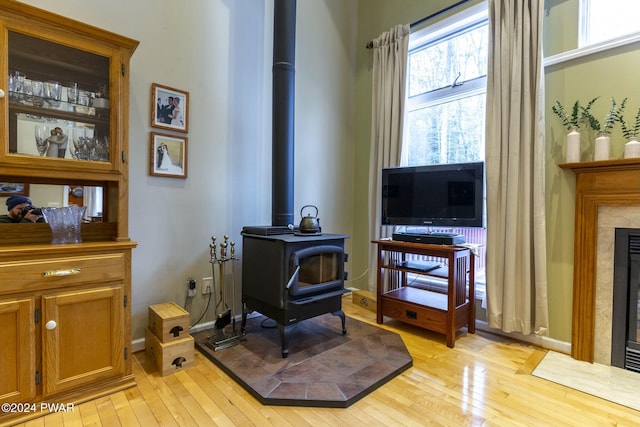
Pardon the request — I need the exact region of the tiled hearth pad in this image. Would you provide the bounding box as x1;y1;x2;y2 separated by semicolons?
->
193;313;413;407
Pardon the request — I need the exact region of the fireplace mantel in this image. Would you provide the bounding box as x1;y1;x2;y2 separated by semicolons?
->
559;158;640;362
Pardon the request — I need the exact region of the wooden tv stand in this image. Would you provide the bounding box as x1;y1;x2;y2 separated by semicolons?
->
373;239;475;347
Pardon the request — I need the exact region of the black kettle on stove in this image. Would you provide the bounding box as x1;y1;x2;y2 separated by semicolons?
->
299;205;320;233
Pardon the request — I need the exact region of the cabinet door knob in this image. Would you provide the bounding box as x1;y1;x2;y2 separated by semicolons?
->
0;88;4;98
45;320;57;330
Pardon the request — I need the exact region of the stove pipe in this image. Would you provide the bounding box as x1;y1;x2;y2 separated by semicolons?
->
272;0;296;226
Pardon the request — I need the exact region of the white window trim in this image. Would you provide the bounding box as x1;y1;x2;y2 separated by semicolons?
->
407;76;486;110
544;31;640;68
409;1;488;52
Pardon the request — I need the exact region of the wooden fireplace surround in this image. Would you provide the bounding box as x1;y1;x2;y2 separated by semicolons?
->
560;158;640;362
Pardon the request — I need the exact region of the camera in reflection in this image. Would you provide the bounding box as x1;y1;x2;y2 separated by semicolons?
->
21;205;43;216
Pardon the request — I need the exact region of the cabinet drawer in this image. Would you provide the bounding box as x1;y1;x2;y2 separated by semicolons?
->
0;253;125;293
381;297;447;333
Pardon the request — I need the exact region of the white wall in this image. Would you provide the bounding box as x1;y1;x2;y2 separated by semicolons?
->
19;0;357;342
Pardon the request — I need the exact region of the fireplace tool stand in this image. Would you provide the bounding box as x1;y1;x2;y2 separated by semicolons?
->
205;235;246;351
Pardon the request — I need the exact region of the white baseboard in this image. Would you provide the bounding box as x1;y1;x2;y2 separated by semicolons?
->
475;320;571;354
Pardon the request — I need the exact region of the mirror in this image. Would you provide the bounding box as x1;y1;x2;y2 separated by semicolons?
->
0;183;103;222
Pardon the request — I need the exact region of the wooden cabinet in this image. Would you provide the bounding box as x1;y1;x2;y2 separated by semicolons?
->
42;284;125;396
0;1;138;424
0;297;36;404
0;0;138;243
0;243;135;424
373;240;475;348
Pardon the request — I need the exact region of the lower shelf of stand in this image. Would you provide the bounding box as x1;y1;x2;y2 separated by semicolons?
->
379;286;471;337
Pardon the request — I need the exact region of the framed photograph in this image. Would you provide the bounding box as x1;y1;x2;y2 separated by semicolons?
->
150;132;188;178
0;182;29;197
151;83;189;133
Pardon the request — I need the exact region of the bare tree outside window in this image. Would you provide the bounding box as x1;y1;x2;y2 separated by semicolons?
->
403;3;488;286
406;19;487;167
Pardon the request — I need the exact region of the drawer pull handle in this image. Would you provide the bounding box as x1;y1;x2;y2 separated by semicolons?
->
42;268;81;278
45;320;57;330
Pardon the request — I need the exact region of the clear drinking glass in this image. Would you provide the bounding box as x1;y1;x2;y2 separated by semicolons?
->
67;82;79;104
34;124;49;156
32;80;44;107
46;81;62;107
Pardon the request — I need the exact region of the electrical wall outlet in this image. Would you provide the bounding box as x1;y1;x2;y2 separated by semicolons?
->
202;277;213;294
187;278;197;297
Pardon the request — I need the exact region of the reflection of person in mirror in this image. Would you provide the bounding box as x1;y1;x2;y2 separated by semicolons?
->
0;195;44;223
170;97;183;127
45;127;68;158
157;143;183;174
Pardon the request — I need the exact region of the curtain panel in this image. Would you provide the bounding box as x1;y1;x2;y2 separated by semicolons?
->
367;24;410;292
485;0;549;335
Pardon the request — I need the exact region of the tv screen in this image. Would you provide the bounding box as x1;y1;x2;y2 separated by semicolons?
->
381;162;484;227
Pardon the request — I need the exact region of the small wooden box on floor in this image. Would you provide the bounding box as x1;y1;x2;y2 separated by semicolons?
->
146;302;194;376
148;302;190;342
145;328;194;376
352;290;377;313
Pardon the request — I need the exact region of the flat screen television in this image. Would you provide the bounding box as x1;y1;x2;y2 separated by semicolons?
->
381;161;484;228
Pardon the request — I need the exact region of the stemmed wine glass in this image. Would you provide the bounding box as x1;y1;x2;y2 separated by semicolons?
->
34;124;49;156
71;127;86;160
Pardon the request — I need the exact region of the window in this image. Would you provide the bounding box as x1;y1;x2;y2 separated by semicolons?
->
404;3;487;167
579;0;640;47
403;2;488;291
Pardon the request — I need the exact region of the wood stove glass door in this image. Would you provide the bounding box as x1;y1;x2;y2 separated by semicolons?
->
289;245;344;298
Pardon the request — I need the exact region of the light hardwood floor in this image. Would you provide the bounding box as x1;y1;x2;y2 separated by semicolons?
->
13;295;640;426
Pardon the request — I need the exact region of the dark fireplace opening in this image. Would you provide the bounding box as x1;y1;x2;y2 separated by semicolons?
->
611;228;640;373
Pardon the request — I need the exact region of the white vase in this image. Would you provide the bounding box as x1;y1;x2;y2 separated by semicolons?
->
565;127;580;163
594;132;610;161
624;137;640;158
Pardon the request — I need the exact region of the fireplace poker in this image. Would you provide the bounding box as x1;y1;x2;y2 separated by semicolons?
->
215;236;232;330
206;234;246;351
209;236;223;316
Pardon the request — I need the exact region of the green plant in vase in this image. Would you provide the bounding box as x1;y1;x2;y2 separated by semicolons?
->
619;107;640;140
582;97;627;161
582;97;627;135
551;97;598;163
619;106;640;158
551;97;598;131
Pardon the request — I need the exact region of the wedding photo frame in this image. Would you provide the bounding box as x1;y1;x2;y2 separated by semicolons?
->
150;132;188;179
0;182;29;197
151;83;189;133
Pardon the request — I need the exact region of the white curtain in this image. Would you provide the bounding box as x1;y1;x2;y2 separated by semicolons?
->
485;0;549;335
367;24;410;292
83;186;103;219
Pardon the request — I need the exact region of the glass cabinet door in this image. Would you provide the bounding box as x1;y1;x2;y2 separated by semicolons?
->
5;30;113;166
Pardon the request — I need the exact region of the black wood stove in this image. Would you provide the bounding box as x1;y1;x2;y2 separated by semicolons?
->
239;0;350;357
241;227;349;357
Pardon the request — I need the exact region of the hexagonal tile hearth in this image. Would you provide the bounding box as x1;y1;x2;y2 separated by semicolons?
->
193;313;412;407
